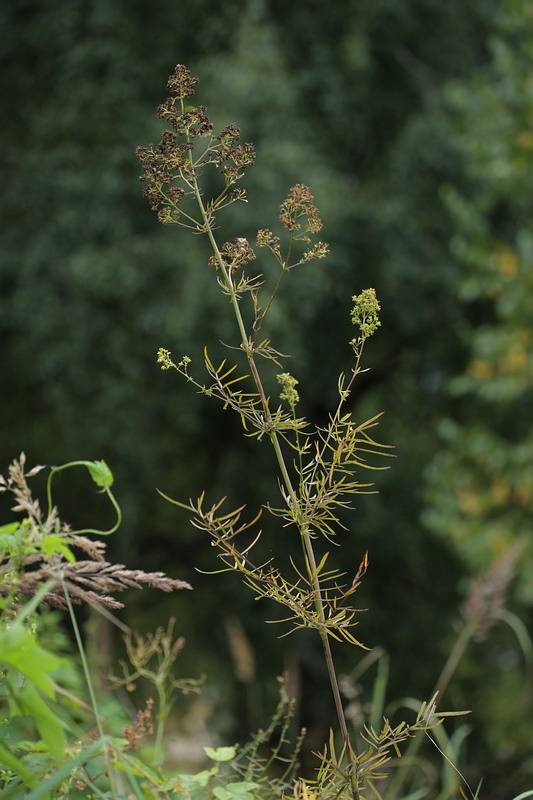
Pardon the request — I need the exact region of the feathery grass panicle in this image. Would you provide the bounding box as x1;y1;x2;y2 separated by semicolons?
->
0;454;191;612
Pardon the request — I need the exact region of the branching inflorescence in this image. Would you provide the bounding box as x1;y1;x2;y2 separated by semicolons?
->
138;65;462;799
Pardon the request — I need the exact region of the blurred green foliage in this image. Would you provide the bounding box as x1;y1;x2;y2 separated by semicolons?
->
424;5;533;595
1;0;532;792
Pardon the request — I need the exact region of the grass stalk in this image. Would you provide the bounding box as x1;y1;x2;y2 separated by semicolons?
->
62;579;120;800
387;621;476;799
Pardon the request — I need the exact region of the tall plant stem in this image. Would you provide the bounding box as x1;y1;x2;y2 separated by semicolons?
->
153;681;167;765
189;167;359;799
62;580;120;800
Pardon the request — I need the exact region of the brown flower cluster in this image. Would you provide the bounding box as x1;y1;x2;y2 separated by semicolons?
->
157;100;213;138
136;138;192;220
137;65;255;224
220;143;255;184
123;698;155;750
301;241;330;262
13;560;191;611
166;64;199;99
208;238;256;273
256;228;281;259
279;184;323;242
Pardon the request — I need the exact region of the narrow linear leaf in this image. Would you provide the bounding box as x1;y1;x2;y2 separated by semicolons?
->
9;681;66;757
25;737;109;800
0;742;38;787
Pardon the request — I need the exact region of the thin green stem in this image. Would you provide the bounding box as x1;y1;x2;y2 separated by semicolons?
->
15;580;57;624
62;579;120;800
252;263;288;340
299;524;361;800
306;338;367;493
46;461;122;535
252;234;294;340
153;680;167;765
432;621;476;700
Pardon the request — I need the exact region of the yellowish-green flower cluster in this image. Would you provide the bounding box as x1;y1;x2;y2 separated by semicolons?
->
350;288;381;341
277;372;299;409
157;349;192;372
157;348;174;370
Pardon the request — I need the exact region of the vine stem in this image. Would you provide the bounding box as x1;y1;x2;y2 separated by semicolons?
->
46;460;122;536
187;150;360;799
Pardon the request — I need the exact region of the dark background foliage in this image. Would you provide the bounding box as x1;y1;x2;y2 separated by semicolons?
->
2;0;532;794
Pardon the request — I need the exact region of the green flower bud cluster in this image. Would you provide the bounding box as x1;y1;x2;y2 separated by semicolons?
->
157;348;173;370
157;349;191;371
277;372;299;408
350;288;381;341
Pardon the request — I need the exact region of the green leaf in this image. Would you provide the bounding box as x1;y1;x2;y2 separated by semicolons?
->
0;623;63;697
24;737;108;800
86;459;114;489
41;535;76;563
15;581;58;625
192;767;218;786
164;770;217;797
214;789;233;800
0;522;20;536
114;750;162;782
11;739;50;753
224;782;260;793
213;783;260;800
9;681;66;758
315;551;330;575
0;522;31;559
204;745;237;762
0;741;38;787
